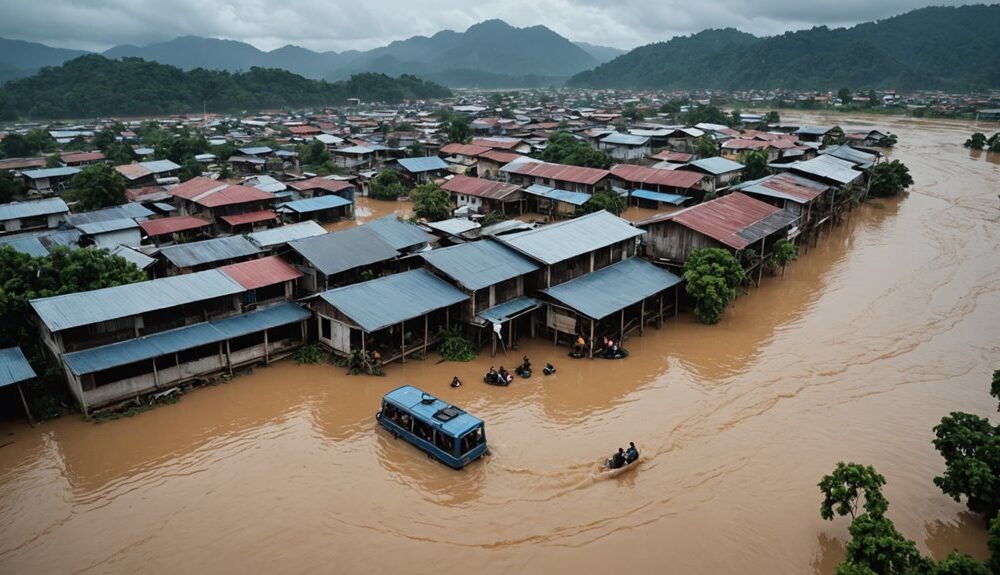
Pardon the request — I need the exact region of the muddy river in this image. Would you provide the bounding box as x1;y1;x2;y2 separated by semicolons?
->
1;114;998;574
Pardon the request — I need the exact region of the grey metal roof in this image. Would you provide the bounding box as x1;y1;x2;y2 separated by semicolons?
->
0;236;49;257
238;146;273;156
0;198;69;221
523;184;591;206
0;228;81;256
364;215;433;251
601;133;650;146
110;245;157;269
541;257;681;320
333;146;375;155
498;210;644;265
290;226;399;277
140;159;181;174
30;269;245;332
788;155;863;185
794;125;833;136
476;296;540;325
75;218;139;235
280;195;352;213
22;166;80;179
397;156;448;173
65;203;154;225
820;144;878;168
418;239;539;291
61;303;309;375
425;218;480;236
0;347;36;387
686;157;745;175
248;221;326;249
159;235;260;269
318;268;468;332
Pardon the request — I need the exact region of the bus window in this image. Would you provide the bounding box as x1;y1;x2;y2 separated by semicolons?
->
460;427;484;455
433;430;452;453
413;419;433;442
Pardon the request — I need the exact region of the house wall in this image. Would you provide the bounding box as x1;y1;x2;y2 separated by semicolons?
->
641;221;728;263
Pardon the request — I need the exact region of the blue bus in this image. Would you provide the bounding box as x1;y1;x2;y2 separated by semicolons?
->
376;385;488;469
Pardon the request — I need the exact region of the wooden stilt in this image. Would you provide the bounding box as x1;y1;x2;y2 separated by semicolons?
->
589;319;595;359
423;315;429;356
640;300;645;335
400;322;406;363
17;383;35;427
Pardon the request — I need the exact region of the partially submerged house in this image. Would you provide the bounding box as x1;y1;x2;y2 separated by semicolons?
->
396;156;450;185
312;268;468;363
247;221;326;254
279;195;354;223
0;197;69;235
610;164;707;202
598;133;651;162
286;177;357;202
439;143;490;174
730;172;833;243
441;175;523;215
30;269;309;414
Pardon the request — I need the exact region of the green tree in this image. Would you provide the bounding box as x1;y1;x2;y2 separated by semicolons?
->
539;132;613;168
0;133;32;157
298;139;331;166
964;133;987;149
681;105;728;126
446;116;472;143
694;135;718;158
0;171;24;202
932;411;999;517
66;164;127;210
579;191;625;216
370;169;405;201
178;157;202;182
868;160;914;198
682;247;746;324
44;155;62;168
104;142;134;165
819;462;889;520
991;369;1000;412
931;552;990;575
988;512;1000;575
772;239;798;276
840;513;932;575
408;141;427;156
987;133;1000;153
838;87;854;104
738;150;769;181
410;183;451;221
824;126;847;146
729;108;742;127
764;110;780;125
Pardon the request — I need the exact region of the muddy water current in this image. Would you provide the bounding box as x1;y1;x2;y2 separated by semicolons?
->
1;114;999;574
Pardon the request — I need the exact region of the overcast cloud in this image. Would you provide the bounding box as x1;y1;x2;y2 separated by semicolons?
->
0;0;986;53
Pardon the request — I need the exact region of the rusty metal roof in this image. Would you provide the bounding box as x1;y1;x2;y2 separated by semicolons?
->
139;215;212;237
732;172;830;204
501;160;610;186
440;143;491;157
287;177;356;194
220;255;302;290
610;164;706;190
441;175;522;201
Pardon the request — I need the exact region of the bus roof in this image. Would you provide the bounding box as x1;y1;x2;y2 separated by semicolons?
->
384;385;483;437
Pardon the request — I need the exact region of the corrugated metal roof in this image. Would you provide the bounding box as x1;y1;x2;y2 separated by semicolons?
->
141;159;180;174
220;209;279;226
0;236;49;256
238;146;273;156
498;210;644;265
0;198;69;221
220;255;303;290
794;125;833;136
648;150;693;163
478;150;521;164
439;143;491;157
685;157;745;175
500;160;609;186
610;165;706;190
418;239;539;291
476;296;540;325
788;155;863;185
0;347;36;387
821;144;878;168
364;215;433;251
397;156;449;173
171;177;275;207
470;137;521;150
75;218;139;235
523;184;591;206
65;203;153;225
600;133;649;146
22;167;80;179
159;235;260;269
631;189;689;205
290;227;399;277
732;172;830;204
541;257;681;320
333;145;375;155
441;175;521;201
61;303;309;375
139;215;212;237
110;245;156;269
248;221;326;248
280;195;352;213
288;177;355;194
319;268;468;332
426;218;480;236
30;269;244;332
637;192;796;250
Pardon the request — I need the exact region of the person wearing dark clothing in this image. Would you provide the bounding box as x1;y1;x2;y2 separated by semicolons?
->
451;376;462;388
609;448;626;469
625;442;638;464
543;363;555;375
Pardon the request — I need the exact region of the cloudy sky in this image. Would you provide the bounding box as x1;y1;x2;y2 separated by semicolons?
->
0;0;986;52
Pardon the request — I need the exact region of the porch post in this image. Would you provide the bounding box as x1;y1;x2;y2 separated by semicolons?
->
226;340;233;374
674;286;679;317
423;314;429;356
640;300;645;335
619;309;625;342
589;318;595;359
400;321;406;363
264;330;270;365
17;383;35;428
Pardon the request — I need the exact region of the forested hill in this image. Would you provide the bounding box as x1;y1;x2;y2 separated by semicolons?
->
568;5;1000;90
0;55;452;120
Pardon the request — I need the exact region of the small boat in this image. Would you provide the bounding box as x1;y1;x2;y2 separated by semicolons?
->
602;452;640;478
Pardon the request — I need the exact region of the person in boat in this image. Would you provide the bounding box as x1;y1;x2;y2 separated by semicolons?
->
451;376;462;388
498;367;513;384
543;362;555;375
518;356;531;377
625;442;639;464
609;447;626;469
485;366;499;384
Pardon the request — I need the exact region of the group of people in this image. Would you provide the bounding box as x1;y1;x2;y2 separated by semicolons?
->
608;442;639;470
484;366;514;386
572;334;627;359
471;356;556;387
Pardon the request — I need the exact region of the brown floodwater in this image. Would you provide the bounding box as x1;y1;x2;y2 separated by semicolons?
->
1;113;998;574
323;196;413;232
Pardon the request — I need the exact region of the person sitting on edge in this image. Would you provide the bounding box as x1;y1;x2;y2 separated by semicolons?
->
625;442;638;464
487;366;498;383
610;448;626;469
520;356;531;372
574;334;586;355
451;376;462;388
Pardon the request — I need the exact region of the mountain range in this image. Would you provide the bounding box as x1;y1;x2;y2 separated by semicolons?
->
568;5;1000;90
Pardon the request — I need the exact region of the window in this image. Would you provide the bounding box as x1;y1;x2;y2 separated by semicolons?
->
320;317;332;340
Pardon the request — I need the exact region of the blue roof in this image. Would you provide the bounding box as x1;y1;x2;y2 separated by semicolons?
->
363;215;433;251
61;303;309;375
477;296;540;325
281;195;352;213
318;268;468;332
686;157;745;175
0;236;49;257
541;257;681;320
418;239;538;291
22;166;80;179
523;184;591;206
498;210;644;265
397;156;448;173
383;385;483;437
0;347;36;387
631;189;689;205
0;197;68;221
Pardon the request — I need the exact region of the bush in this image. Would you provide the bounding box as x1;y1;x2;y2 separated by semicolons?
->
868;160;913;198
293;344;325;364
772;239;798;275
437;325;477;362
682;247;745;324
579;190;625;215
370;169;405;200
965;132;987;149
411;183;451;221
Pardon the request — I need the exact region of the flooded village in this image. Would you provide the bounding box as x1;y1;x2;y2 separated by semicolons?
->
0;14;999;574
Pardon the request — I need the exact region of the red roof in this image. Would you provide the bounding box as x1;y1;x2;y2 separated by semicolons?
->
219;255;302;290
171;177;275;207
648;151;693;163
126;185;169;201
610;164;706;190
115;163;152;180
469;137;522;150
503;160;610;186
139;215;211;237
0;157;46;171
221;210;279;226
441;175;522;200
479;150;521;164
638;192;784;250
439;143;491;157
287;125;322;135
60;151;105;164
288;177;356;194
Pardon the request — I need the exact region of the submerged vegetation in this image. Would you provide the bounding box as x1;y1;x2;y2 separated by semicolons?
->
437;325;477;362
682;248;746;325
